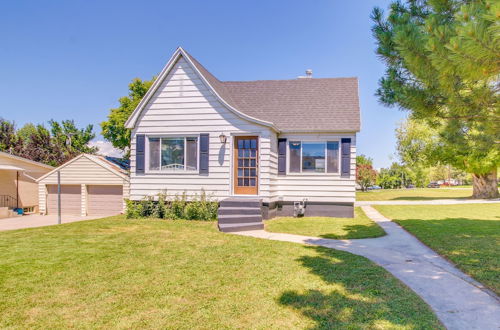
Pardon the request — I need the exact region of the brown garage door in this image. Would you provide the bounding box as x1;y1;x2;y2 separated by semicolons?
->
47;185;81;215
87;185;123;216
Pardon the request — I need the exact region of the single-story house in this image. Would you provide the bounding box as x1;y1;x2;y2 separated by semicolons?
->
124;47;360;231
36;154;130;216
0;151;53;216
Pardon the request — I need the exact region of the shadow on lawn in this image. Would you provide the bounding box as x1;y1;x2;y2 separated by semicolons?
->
319;224;385;240
278;246;434;329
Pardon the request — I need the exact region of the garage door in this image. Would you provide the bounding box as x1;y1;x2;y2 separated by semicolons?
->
47;185;81;215
87;185;123;216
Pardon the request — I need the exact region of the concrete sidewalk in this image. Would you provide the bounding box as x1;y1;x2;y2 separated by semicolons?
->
234;206;500;330
0;214;106;231
355;198;500;206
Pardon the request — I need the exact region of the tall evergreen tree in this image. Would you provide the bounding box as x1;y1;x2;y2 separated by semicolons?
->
372;0;499;198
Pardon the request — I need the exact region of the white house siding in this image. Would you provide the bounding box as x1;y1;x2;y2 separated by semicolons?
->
130;57;273;202
38;156;129;215
271;133;357;203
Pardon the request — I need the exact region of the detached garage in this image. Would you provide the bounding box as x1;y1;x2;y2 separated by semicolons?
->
37;154;129;216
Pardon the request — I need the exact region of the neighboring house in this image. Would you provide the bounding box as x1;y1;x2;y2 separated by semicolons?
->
125;47;360;223
0;151;53;216
36;154;130;217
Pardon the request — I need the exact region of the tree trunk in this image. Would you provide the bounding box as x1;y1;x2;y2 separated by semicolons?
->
472;169;499;199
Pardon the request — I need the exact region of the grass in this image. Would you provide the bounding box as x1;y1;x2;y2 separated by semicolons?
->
375;204;500;296
265;207;386;239
0;217;442;329
356;187;474;201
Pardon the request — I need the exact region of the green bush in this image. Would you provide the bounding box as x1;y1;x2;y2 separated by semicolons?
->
125;190;218;221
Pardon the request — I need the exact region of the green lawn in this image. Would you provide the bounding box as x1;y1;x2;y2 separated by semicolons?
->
375;204;500;295
0;217;442;329
356;187;474;201
266;207;386;239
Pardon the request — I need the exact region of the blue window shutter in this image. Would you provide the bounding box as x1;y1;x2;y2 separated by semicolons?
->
136;134;145;174
199;133;209;174
341;138;351;178
278;138;287;176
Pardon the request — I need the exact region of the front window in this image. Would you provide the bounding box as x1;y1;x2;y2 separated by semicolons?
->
148;137;198;171
289;141;339;173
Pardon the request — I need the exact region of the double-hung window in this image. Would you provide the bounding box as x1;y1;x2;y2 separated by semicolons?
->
148;136;198;172
289;141;339;173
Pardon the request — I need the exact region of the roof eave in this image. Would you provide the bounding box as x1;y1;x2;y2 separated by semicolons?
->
279;128;360;134
125;47;279;132
0;151;54;170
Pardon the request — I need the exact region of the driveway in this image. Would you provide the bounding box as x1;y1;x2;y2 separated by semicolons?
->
0;214;107;231
235;206;500;330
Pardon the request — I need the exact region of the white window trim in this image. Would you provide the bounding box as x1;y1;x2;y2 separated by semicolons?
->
287;140;340;175
145;134;200;174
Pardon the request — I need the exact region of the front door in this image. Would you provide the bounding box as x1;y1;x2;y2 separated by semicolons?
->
234;136;258;195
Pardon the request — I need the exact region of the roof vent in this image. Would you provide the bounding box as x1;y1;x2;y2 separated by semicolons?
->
298;69;313;79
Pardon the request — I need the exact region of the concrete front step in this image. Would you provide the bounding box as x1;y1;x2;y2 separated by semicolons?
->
219;198;261;208
218;214;263;224
218;222;264;232
218;207;262;216
217;198;263;232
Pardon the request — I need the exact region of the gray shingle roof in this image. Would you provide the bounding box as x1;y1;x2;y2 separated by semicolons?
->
185;51;360;132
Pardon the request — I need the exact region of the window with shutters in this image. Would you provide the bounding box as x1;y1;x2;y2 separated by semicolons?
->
288;141;340;174
147;136;198;172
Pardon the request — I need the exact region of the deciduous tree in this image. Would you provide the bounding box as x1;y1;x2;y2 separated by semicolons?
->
101;78;155;155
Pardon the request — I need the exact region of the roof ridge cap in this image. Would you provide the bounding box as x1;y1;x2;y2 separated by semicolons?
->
222;77;358;83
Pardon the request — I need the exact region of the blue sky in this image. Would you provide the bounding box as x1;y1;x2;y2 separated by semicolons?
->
0;0;405;168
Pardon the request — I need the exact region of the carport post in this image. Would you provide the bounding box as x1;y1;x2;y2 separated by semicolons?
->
57;170;61;225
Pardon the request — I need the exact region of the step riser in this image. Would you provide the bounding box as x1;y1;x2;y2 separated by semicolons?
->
219;201;261;208
218;208;262;216
218;216;263;224
219;224;264;232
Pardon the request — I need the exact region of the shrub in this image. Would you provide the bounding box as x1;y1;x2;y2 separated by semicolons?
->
125;191;218;221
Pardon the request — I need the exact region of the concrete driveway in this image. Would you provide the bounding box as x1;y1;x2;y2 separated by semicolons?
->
0;214;109;231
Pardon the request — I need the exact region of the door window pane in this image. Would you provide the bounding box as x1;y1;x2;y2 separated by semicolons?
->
289;141;301;173
161;138;184;170
327;141;339;173
302;142;325;173
186;137;198;171
149;138;160;170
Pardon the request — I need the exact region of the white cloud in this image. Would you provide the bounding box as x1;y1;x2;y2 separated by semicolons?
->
88;140;124;158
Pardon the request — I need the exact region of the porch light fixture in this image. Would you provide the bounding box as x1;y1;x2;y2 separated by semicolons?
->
219;133;227;144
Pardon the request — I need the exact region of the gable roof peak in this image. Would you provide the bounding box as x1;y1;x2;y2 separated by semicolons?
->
125;48;360;132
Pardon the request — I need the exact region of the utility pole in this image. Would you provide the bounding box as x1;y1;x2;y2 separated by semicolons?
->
57;170;61;225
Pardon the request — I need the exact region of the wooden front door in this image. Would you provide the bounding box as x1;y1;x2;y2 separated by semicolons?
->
234;136;259;195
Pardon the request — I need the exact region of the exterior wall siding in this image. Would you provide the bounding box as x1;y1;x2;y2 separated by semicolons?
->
271;133;357;203
130;57;273;202
0;154;52;211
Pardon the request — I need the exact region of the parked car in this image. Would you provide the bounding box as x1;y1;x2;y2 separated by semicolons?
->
367;185;382;190
406;184;416;189
427;182;440;188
